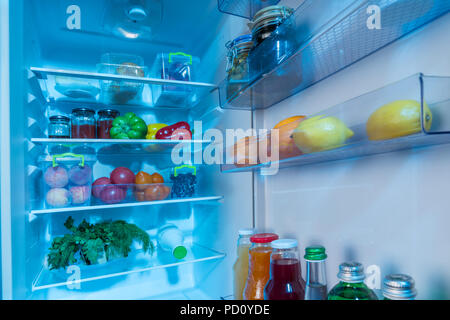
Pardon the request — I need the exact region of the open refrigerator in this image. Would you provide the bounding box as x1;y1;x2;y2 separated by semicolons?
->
0;0;449;300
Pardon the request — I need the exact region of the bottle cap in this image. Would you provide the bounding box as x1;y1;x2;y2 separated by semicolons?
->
271;239;297;249
173;246;187;260
250;233;279;244
337;262;365;282
382;274;417;300
238;228;255;236
304;246;327;261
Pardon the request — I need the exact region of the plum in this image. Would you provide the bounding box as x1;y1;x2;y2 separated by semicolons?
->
69;165;93;186
70;186;91;204
44;166;69;188
46;188;70;207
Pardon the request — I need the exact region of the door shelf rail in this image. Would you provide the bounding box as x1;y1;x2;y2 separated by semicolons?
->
219;0;450;110
221;74;450;173
32;243;226;292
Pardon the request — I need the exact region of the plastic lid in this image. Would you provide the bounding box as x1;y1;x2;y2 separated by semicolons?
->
250;233;279;243
72;108;95;115
337;262;365;282
49;115;70;122
239;228;255;236
173;246;187;260
272;239;297;249
382;274;417;300
304;246;327;261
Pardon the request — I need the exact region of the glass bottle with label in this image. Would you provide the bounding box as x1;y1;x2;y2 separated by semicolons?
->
304;246;328;300
328;262;378;300
382;274;417;300
233;228;255;300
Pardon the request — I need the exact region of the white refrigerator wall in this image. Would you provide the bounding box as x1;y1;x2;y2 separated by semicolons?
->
256;14;450;299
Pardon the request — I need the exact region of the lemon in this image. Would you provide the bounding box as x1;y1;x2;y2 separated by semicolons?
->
292;115;354;153
366;100;432;141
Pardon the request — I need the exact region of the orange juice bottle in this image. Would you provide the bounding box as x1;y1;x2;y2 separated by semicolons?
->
233;228;255;300
243;233;279;300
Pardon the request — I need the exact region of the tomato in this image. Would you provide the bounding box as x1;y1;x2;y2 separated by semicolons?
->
134;190;146;202
151;173;164;184
92;177;111;198
100;185;127;204
144;185;170;201
135;171;152;191
110;167;135;186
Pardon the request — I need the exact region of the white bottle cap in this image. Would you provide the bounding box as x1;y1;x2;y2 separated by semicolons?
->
239;228;255;236
272;239;298;249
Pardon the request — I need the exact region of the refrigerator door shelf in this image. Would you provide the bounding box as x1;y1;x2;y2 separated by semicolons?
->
29;196;224;219
219;0;450;110
221;74;450;173
32;243;226;292
30;67;218;110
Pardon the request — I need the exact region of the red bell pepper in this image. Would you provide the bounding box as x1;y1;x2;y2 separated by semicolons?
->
155;122;192;140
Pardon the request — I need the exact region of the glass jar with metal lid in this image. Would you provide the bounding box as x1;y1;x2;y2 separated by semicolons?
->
249;5;297;76
71;108;96;139
97;109;120;139
226;34;253;100
48;115;70;139
382;274;417;300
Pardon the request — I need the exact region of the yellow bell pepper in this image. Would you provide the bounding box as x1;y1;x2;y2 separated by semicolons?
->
146;123;168;140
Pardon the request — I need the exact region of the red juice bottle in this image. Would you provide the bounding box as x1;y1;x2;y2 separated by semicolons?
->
264;239;305;300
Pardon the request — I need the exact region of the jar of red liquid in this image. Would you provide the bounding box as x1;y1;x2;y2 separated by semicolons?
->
71;108;96;139
243;233;279;300
97;109;119;139
264;239;305;300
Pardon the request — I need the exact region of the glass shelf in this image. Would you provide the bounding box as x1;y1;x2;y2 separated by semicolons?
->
221;74;450;173
219;0;450;110
32;243;226;292
29;196;224;217
30;67;217;109
31;138;210;155
217;0;281;19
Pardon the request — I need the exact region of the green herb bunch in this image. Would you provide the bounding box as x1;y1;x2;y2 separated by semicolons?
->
47;216;153;270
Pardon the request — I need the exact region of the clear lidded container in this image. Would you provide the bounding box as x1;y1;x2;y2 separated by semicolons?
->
71;108;96;139
226;34;254;100
97;109;120;139
249;5;297;75
49;115;71;139
97;53;147;104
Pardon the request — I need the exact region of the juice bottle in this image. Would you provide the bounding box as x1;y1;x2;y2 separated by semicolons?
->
243;233;279;300
328;262;378;300
264;239;305;300
232;228;255;300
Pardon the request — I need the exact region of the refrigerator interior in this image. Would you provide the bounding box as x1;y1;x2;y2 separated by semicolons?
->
1;0;257;300
1;0;449;300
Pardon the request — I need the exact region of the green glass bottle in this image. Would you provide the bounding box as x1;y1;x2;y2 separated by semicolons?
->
328;262;378;300
382;274;417;300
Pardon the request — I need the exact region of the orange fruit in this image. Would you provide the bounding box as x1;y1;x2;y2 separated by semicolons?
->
273;116;306;129
151;173;164;184
135;171;152;191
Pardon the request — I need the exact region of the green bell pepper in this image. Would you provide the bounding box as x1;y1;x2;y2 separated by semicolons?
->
110;112;148;139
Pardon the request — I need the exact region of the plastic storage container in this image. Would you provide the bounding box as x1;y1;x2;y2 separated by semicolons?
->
151;52;200;107
40;153;95;209
97;53;147;105
169;165;197;198
92;183;172;205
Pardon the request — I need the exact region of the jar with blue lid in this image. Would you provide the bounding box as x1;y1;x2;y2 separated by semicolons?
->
226;34;253;100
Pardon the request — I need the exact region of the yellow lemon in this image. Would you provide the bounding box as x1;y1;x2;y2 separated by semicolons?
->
366;100;432;141
292;115;354;153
